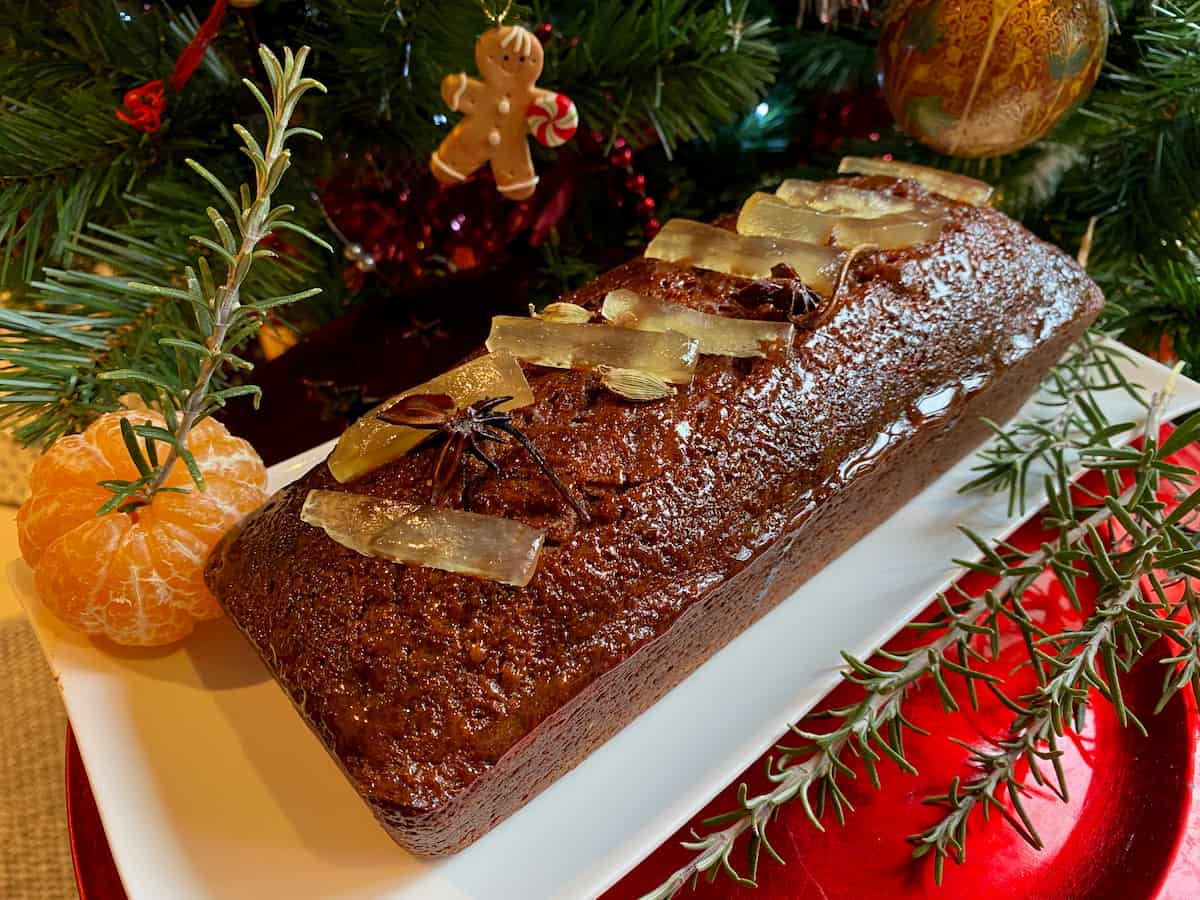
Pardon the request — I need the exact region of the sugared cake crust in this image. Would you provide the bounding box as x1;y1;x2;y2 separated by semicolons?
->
206;178;1103;854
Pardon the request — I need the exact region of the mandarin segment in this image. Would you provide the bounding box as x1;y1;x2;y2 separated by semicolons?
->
188;429;269;492
27;433;110;490
99;522;201;645
142;518;221;621
18;410;269;646
153;474;266;540
17;483;111;566
35;515;130;634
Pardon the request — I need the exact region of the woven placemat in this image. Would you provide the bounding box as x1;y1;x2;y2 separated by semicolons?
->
0;616;75;900
0;431;36;507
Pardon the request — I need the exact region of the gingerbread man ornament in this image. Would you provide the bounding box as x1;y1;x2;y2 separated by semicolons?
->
431;25;577;201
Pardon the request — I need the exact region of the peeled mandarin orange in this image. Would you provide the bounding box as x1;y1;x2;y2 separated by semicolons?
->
17;411;268;646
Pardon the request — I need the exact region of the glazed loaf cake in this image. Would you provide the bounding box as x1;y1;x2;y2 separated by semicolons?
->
206;176;1104;855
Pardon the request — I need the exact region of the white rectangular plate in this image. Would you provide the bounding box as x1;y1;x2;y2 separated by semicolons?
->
13;341;1200;900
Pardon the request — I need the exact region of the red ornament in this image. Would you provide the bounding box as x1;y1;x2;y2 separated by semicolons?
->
636;196;656;217
1156;333;1178;365
644;218;662;238
115;80;166;133
625;173;647;194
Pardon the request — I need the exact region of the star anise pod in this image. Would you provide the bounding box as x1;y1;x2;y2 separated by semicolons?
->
732;263;823;325
379;393;591;523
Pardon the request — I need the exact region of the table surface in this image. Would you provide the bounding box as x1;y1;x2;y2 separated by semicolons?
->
0;504;78;900
1;510;23;619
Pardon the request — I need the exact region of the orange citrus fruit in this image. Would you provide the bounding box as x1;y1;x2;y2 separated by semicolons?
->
17;411;268;646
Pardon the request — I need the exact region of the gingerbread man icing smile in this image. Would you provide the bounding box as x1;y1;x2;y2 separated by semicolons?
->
430;25;578;201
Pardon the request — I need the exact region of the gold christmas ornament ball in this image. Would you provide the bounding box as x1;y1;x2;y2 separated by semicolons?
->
880;0;1108;157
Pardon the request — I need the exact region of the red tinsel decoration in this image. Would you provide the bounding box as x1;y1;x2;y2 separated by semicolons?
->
319;129;665;290
319;149;597;292
170;0;229;92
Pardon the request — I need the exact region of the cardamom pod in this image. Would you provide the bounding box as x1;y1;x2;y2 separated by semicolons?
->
599;367;676;402
529;302;593;325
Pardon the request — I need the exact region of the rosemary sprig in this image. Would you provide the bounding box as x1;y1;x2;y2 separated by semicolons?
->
911;370;1200;880
642;351;1200;898
959;331;1145;516
638;497;1111;900
1160;578;1200;711
93;47;330;512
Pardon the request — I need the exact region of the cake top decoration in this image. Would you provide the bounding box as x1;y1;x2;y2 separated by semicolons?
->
378;393;591;523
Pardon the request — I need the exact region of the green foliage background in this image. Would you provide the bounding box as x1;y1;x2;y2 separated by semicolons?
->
0;0;1196;442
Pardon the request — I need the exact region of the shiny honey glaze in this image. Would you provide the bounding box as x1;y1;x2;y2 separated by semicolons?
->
207;178;1102;816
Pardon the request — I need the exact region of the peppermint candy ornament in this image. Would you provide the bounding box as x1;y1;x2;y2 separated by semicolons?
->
526;92;578;148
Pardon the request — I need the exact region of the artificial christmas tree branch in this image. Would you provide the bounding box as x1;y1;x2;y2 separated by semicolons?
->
0;46;329;505
0;0;237;280
1;1;780;332
304;0;778;157
0;90;137;282
1059;0;1200;267
536;0;776;156
3;1;1198;368
775;26;879;94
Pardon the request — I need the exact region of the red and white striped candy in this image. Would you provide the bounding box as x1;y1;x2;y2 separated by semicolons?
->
526;92;578;148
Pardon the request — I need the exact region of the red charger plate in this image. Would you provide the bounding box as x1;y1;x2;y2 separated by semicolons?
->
68;434;1200;900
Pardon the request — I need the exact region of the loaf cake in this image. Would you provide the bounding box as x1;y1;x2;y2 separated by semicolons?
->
206;172;1104;855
